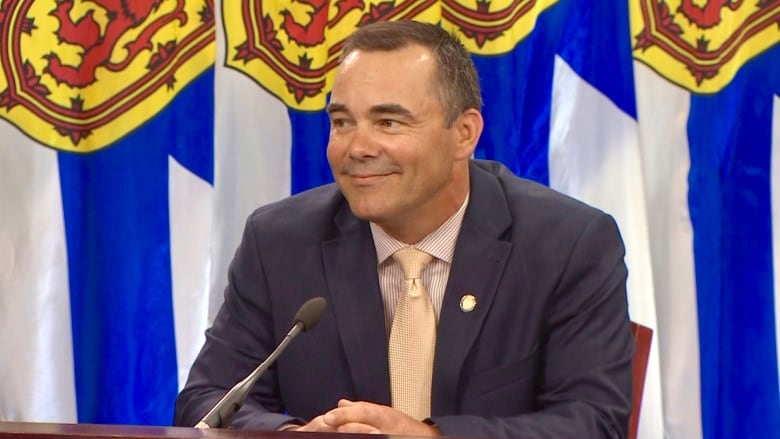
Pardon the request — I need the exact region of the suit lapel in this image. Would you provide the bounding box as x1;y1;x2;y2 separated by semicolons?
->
432;163;513;415
321;204;391;405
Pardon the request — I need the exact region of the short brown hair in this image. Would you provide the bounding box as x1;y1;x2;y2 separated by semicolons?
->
341;20;482;126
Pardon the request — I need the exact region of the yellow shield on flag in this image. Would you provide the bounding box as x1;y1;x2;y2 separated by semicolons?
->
441;0;558;54
222;0;557;112
631;0;780;93
0;0;216;152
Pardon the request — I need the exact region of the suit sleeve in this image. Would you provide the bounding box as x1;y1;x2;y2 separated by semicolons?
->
173;215;299;430
431;213;634;439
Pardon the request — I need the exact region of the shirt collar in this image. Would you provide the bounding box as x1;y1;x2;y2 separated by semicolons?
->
370;193;470;265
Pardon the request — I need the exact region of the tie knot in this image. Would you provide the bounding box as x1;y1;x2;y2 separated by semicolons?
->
392;247;433;280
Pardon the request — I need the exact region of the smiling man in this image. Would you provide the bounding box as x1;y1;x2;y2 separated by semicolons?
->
175;21;634;439
325;40;479;245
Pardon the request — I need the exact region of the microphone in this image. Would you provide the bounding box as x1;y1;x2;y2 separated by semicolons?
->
195;296;328;428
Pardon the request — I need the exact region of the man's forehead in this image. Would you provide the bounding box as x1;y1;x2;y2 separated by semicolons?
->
338;45;434;72
329;45;440;114
340;50;362;68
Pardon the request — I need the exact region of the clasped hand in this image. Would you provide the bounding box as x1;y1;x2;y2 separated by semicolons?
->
293;399;440;435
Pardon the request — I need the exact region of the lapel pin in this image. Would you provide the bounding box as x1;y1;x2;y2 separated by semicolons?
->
460;294;477;312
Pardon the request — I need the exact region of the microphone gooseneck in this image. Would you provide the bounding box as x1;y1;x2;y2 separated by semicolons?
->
195;297;328;429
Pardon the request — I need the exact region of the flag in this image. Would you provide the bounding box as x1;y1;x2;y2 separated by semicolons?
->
1;0;216;424
630;1;780;438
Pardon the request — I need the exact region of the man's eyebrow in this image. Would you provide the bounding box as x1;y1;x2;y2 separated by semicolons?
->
326;103;348;114
369;104;414;119
326;102;416;120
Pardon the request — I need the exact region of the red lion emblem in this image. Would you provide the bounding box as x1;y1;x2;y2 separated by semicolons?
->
678;0;743;28
46;0;184;87
280;0;365;47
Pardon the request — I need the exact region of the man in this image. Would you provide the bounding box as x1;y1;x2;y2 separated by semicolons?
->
175;20;633;438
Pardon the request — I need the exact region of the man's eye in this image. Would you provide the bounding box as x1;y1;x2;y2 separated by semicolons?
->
331;118;348;128
379;119;400;128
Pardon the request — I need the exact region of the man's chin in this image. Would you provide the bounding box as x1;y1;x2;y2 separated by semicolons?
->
344;200;390;224
348;207;385;223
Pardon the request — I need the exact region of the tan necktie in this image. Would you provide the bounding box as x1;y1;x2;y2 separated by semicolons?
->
388;246;435;420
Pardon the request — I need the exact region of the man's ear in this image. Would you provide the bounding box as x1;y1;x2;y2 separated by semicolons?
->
453;108;484;160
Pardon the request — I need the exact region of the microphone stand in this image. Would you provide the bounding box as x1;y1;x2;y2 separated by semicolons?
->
195;323;304;428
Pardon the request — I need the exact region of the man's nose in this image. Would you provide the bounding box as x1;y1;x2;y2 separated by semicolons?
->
346;125;380;159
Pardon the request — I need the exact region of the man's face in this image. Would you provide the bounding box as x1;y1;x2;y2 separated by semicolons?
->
327;44;470;241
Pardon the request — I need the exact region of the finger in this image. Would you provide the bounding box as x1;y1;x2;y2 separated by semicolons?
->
337;398;357;407
295;415;338;433
336;422;381;434
323;402;374;426
327;403;435;436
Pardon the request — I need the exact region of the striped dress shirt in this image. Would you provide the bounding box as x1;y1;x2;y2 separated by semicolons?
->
370;194;470;336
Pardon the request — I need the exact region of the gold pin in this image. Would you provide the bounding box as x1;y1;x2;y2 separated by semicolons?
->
460;294;477;312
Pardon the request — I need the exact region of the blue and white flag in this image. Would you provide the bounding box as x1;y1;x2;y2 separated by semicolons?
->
630;1;780;437
0;0;217;425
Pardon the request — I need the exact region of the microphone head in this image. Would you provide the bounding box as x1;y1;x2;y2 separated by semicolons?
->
294;297;327;332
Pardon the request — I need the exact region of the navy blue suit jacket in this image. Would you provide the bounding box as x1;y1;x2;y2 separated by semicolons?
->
174;160;633;438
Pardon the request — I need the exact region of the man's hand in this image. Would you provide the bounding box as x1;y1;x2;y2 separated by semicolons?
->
294;399;440;435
